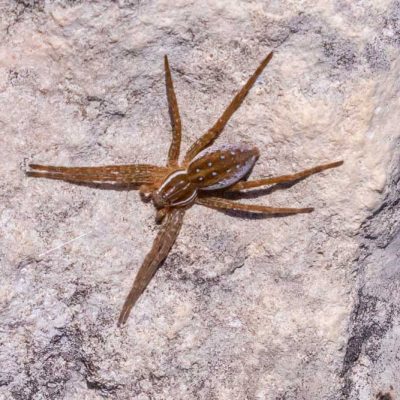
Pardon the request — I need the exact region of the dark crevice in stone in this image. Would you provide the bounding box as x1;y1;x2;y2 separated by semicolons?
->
340;141;400;399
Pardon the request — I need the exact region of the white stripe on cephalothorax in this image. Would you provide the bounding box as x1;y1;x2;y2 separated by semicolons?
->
157;170;187;193
171;188;198;206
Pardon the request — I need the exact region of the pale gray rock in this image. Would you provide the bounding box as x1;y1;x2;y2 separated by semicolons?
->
0;1;399;399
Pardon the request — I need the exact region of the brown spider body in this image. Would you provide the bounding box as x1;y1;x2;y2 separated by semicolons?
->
27;52;343;325
153;144;259;210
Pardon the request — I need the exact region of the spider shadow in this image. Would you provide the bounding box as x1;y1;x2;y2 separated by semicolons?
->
213;208;301;220
236;178;306;199
207;179;310;220
71;181;140;192
223;179;305;201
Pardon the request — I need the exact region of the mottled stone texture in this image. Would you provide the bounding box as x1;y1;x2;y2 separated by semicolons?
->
0;1;399;399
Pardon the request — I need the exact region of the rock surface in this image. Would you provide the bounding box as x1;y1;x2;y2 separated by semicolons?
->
0;1;399;399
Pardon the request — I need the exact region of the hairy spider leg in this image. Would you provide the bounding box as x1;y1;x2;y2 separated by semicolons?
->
118;208;185;326
183;52;273;164
196;196;313;214
227;160;344;191
27;164;168;185
165;55;182;167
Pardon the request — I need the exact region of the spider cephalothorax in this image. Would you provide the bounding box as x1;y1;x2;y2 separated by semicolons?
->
27;52;343;325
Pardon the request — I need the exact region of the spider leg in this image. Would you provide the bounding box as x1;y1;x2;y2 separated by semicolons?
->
183;51;273;164
227;160;343;192
118;208;185;326
27;164;168;186
196;197;313;214
165;55;182;167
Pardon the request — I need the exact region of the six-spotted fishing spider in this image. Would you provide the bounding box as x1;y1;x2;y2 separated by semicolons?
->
27;52;343;325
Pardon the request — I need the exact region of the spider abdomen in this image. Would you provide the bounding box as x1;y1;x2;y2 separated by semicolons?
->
187;144;259;190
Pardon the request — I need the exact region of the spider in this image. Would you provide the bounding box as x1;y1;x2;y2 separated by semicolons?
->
27;51;343;325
